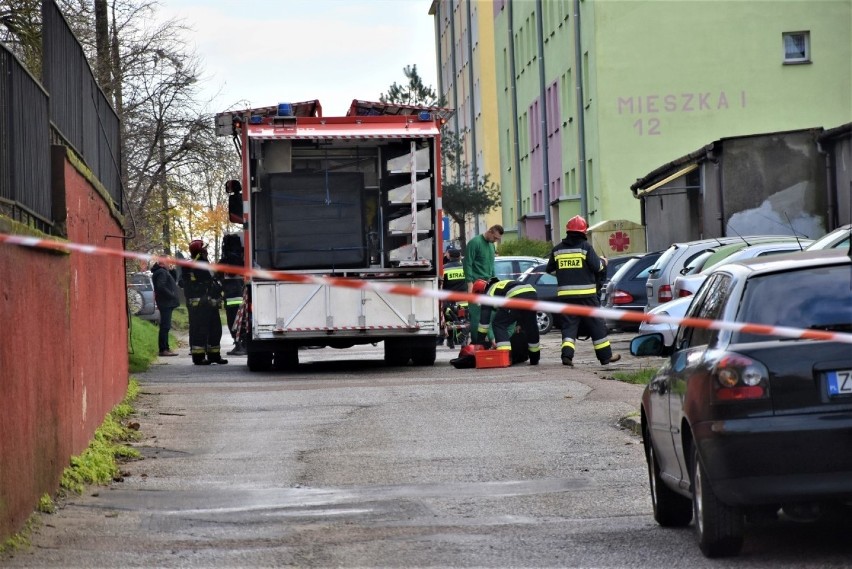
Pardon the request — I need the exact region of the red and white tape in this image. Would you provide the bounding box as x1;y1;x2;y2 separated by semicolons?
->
2;232;851;345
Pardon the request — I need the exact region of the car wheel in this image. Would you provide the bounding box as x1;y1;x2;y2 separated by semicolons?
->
536;312;553;335
645;425;692;527
691;445;744;557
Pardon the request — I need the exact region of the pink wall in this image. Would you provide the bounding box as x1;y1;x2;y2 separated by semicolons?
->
0;150;128;539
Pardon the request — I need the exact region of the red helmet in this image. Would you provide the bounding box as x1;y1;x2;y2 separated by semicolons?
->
189;239;206;256
566;215;588;234
472;279;488;294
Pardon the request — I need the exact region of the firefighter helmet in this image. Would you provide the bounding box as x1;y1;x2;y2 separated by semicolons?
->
189;239;206;256
566;215;589;234
472;279;488;294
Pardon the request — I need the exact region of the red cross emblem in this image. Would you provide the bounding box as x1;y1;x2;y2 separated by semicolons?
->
608;231;630;253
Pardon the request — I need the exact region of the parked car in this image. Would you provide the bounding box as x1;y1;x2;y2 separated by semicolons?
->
672;238;812;299
631;249;852;558
127;271;160;323
601;251;663;331
518;263;557;334
806;223;851;250
645;235;792;312
494;255;547;281
636;295;692;348
599;253;641;293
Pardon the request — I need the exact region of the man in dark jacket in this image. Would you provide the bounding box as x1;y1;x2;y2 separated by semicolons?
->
151;261;180;357
546;215;620;367
182;240;228;365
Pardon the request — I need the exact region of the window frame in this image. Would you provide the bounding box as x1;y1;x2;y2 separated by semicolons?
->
782;31;811;64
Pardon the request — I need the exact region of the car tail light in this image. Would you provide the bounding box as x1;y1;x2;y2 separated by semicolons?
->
713;353;769;401
612;290;634;305
658;284;673;304
678;289;693;298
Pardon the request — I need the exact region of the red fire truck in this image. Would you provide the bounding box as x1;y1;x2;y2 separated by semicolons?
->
215;100;448;371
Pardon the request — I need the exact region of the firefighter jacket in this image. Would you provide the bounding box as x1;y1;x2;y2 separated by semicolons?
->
442;261;467;292
183;265;223;308
218;250;245;307
477;279;537;330
545;233;605;299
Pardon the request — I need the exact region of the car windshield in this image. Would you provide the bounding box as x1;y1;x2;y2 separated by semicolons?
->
610;257;640;282
807;226;852;250
649;245;678;277
733;264;852;343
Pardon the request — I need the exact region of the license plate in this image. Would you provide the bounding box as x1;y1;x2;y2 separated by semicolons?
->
827;369;852;397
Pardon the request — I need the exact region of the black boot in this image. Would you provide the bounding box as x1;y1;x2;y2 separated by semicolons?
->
529;351;540;366
207;353;228;365
192;354;210;366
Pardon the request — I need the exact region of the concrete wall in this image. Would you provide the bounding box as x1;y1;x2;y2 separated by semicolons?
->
0;147;128;540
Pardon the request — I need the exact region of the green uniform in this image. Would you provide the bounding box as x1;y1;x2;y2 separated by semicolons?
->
463;234;497;343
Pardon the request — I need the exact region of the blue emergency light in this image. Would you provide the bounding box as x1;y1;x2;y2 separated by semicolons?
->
277;102;293;117
249;115;263;124
417;111;432;121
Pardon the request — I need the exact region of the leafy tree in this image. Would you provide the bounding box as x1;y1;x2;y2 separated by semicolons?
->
380;65;500;250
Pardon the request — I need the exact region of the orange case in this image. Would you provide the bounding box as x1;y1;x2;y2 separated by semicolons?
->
475;349;511;369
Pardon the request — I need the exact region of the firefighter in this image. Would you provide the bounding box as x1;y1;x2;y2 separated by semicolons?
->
183;239;228;365
441;247;468;346
472;278;541;365
219;233;246;356
546;215;621;367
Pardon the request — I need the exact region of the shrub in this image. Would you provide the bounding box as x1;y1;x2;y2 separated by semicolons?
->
497;238;552;258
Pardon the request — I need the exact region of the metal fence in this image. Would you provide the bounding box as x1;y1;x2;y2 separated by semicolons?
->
0;47;52;231
0;1;122;235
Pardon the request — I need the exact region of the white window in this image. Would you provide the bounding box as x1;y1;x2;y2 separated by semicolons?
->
783;31;810;64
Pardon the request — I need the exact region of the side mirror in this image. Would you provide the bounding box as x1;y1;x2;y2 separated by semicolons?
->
227;179;243;223
648;268;660;276
630;333;666;357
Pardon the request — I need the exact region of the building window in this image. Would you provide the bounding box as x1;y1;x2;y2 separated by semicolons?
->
783;31;810;64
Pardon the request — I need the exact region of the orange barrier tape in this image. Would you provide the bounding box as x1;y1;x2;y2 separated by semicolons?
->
2;232;851;345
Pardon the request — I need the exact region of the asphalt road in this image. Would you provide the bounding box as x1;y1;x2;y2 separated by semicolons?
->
5;332;852;568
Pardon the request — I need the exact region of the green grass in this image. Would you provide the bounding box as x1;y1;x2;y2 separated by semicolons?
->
59;379;142;494
612;367;658;385
128;314;183;373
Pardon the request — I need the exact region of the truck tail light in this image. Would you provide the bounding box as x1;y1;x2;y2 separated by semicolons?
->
713;353;769;401
678;289;693;298
658;285;673;304
612;290;634;305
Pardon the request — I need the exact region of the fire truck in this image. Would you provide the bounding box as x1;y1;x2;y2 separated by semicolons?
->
215;99;448;371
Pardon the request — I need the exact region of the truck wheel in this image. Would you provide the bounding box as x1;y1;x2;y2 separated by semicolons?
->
411;340;437;366
383;340;411;366
273;347;299;371
247;350;273;372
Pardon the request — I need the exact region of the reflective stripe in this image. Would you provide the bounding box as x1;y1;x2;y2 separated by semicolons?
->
478;327;490;334
528;343;540;352
593;339;611;350
561;340;575;349
506;285;536;298
444;267;465;280
496;343;512;350
557;287;597;296
554;252;586;270
225;297;243;306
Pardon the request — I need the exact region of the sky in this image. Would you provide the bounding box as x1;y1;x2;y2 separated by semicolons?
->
156;0;438;117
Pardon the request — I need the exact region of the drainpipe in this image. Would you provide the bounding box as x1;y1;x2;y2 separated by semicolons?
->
816;139;836;231
536;0;552;242
449;1;460;189
573;0;588;218
707;146;725;237
508;0;523;238
467;0;480;233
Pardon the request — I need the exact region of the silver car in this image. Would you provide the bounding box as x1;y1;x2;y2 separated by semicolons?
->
127;271;160;323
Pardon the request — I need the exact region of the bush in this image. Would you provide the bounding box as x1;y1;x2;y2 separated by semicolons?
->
497;238;552;258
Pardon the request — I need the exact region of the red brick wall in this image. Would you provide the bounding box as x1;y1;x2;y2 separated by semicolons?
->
0;153;128;539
